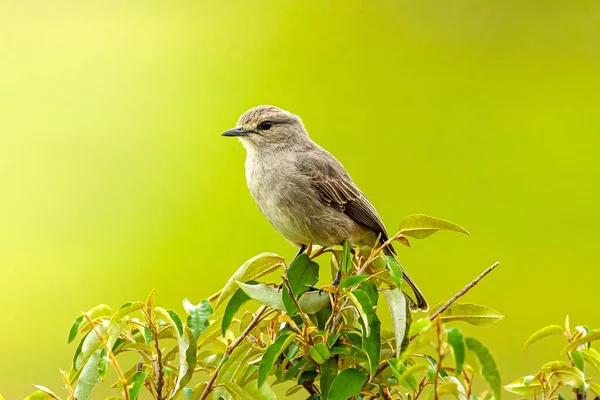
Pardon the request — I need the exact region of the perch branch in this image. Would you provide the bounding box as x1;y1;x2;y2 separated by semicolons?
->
429;261;500;321
199;305;269;400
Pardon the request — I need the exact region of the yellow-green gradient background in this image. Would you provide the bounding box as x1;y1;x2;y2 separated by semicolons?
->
1;1;599;398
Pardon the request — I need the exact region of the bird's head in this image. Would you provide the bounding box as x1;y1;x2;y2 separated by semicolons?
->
221;106;309;151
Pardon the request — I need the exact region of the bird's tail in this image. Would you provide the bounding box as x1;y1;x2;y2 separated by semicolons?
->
384;247;429;311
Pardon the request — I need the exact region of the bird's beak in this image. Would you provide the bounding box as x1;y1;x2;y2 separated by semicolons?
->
221;127;248;137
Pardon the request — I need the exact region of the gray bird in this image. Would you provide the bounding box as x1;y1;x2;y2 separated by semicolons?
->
222;105;428;311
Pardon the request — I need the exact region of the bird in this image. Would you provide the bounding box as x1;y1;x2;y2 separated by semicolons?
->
221;105;428;311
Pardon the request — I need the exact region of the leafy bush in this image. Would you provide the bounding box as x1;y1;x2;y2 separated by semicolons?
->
23;214;534;400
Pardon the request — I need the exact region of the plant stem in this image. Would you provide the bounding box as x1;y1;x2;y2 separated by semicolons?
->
429;261;500;321
199;305;268;400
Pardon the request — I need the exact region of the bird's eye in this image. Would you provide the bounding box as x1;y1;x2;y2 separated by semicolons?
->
259;121;273;131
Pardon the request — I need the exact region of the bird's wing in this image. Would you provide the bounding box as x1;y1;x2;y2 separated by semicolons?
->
296;148;395;254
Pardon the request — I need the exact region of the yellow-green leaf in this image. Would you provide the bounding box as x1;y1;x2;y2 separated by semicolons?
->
563;331;600;353
523;325;564;349
399;214;469;239
216;253;285;308
310;343;331;364
541;362;586;389
430;302;503;326
589;382;600;397
582;348;600;373
242;379;277;400
504;376;542;396
258;332;297;387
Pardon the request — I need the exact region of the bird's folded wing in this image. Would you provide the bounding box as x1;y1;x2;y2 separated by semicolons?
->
296;152;394;253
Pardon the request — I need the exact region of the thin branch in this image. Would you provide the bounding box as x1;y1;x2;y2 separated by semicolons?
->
281;276;310;330
82;314;130;400
199;305;269;400
429;261;500;321
59;369;75;400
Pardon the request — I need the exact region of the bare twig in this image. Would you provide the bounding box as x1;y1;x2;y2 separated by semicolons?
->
429;261;500;321
82;314;130;400
373;261;501;380
59;369;75;400
199;305;269;400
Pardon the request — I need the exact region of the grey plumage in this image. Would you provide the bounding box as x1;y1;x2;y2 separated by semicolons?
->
222;105;428;311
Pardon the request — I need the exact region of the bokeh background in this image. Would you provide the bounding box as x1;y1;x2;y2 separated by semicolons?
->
1;0;599;398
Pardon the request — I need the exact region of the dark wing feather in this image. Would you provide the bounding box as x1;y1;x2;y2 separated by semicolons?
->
296;149;396;255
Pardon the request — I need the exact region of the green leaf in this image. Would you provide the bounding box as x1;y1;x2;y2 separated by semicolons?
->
341;240;352;273
430;302;503;326
223;382;253;400
327;368;368;400
571;350;585;372
172;328;198;396
297;291;330;314
563;331;600;353
348;289;374;336
383;288;407;355
447;328;466;375
363;314;382;376
339;274;369;291
183;298;213;340
258;332;297;387
309;343;331;364
98;349;108;379
388;359;419;391
466;338;501;400
385;256;403;288
409;318;432;337
282;254;319;315
523;325;564;349
108;301;144;329
582;348;600;373
214;341;259;397
222;286;252;336
129;371;147;400
28;386;59;400
154;307;181;336
541;361;586;389
242;380;277;400
398;214;470;239
167;309;184;336
236;281;285;309
320;358;338;400
504;375;542;396
216;253;285;308
197;315;222;347
68;316;84;344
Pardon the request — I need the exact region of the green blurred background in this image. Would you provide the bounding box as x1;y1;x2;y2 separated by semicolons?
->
1;0;599;398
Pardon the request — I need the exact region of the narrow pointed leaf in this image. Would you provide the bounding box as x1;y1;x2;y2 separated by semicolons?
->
504;375;542;396
327;368;367;400
128;372;147;400
383;288;407;355
430;302;503;326
563;331;600;353
222;286;252;336
362;314;381;376
258;332;297;387
30;386;59;400
466;338;501;399
309;343;331;364
341;240;352;273
523;325;564;349
582;348;600;373
347;290;373;336
339;274;369;291
447;328;466;375
68;316;84;343
399;214;470;239
108;302;144;329
385;256;404;289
